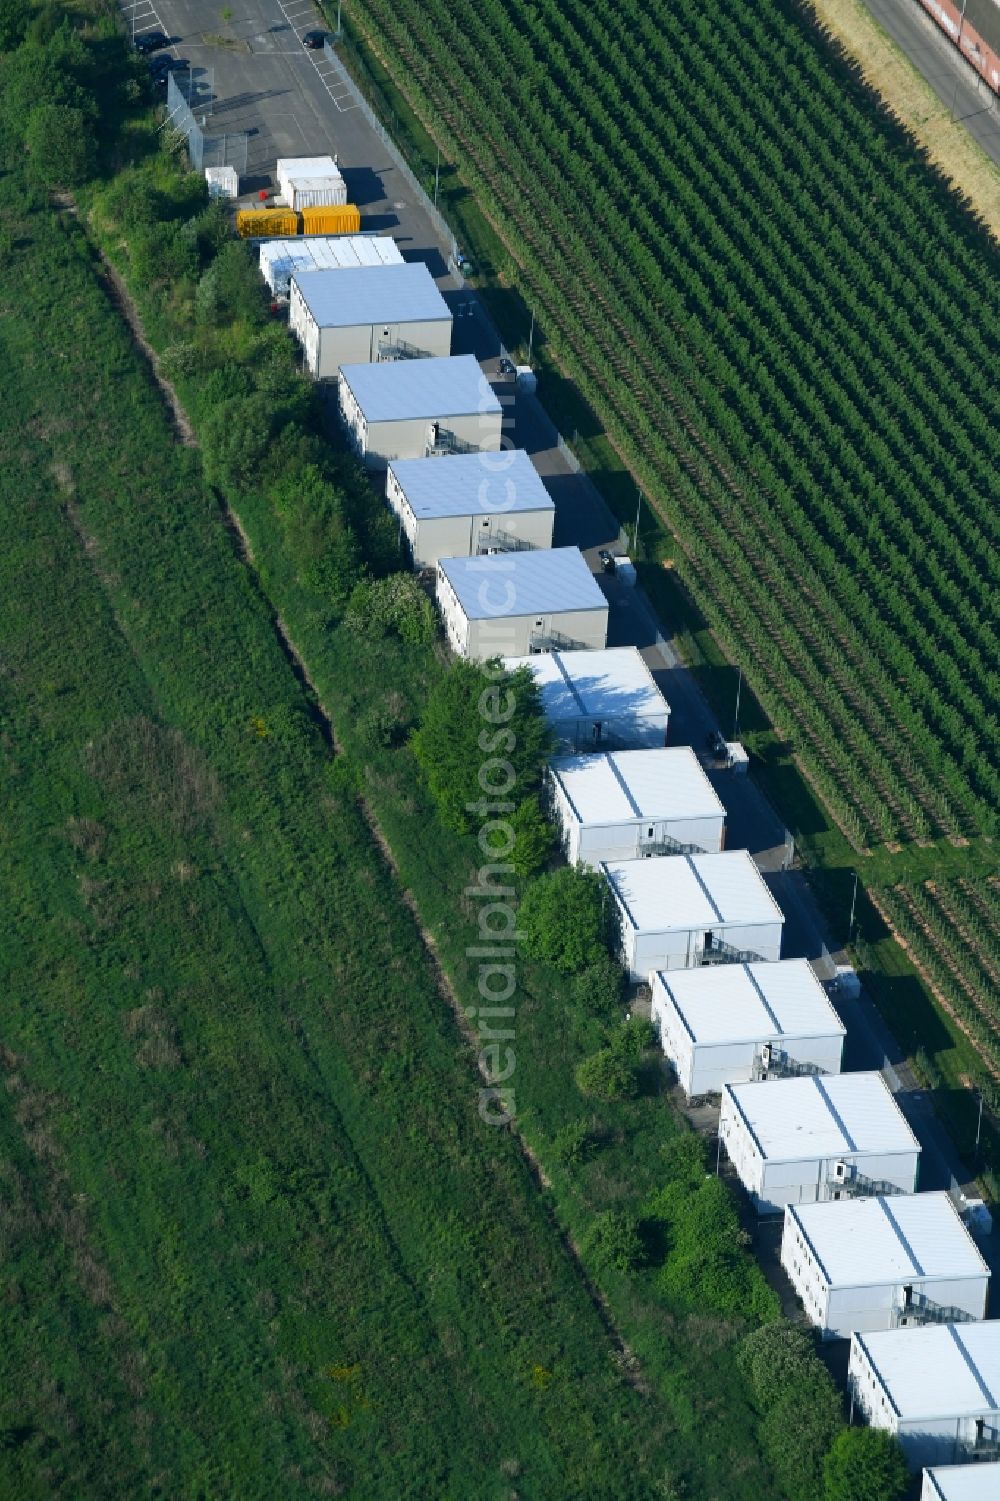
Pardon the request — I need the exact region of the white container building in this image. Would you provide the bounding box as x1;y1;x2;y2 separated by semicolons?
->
260;234;403;297
849;1323;1000;1469
602;850;784;982
436;548;608;662
503;647;671;751
276;155;347;210
339;355;503;470
922;1465;1000;1499
386;450;555;570
204;165;239;199
549;747;725;868
719;1072;921;1215
289;263;452;379
652;958;846;1099
782;1192;989;1340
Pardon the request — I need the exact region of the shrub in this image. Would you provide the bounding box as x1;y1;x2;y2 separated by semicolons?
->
0;0;28;51
201;394;276;493
345;574;436;645
25;103;95;186
575;1044;636;1102
585;1210;645;1273
508;793;554;879
410;660;553;838
552;1119;592;1167
521;865;608;973
738;1322;844;1501
657;1176;778;1322
823;1428;908;1501
569;953;624;1023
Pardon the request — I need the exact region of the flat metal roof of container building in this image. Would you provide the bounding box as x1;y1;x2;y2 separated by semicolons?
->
341;355;502;424
261;235;402;277
655;958;846;1047
602;850;785;934
277;155;344;183
854;1323;1000;1422
292;262;451;328
438;547;606;620
388;450;554;519
551;747;723;827
923;1464;1000;1500
503;647;669;723
724;1072;920;1163
787;1192;988;1289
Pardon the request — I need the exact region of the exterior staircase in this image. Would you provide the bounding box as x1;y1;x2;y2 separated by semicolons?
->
893;1290;978;1328
377;336;431;361
528;626;590;653
638;832;708;858
751;1044;826;1082
700;935;765;967
426;425;478;456
476;529;536;554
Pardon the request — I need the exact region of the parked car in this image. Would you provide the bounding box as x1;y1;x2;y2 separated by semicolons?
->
133;29;168;54
705;729;728;759
302;29;326;49
598;548;617;574
498;356;515;376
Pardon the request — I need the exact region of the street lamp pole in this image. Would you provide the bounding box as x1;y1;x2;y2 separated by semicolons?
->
732;666;742;743
848;871;859;946
434;146;440;209
527;308;534;364
633;492;641;554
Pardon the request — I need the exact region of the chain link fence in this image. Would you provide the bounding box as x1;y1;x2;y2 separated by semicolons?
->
166;71;248;177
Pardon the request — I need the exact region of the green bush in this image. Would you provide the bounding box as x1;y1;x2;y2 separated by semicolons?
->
657;1176;778;1322
201;393;276;493
521;865;608;972
25;102;95;186
552;1118;592;1167
575;1043;637;1102
507;792;554;878
738;1323;844;1501
823;1428;908;1501
410;659;553;835
346;573;436;645
569;953;624;1023
585;1210;645;1273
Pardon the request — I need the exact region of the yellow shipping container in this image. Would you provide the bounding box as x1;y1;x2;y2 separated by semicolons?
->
300;204;362;236
235;208;301;239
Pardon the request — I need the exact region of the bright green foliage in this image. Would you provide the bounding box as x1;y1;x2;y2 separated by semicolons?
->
25;102;95;185
568;953;623;1022
508;791;555;877
521;865;608;972
409;658;553;832
584;1210;645;1273
823;1428;908;1501
551;1118;592;1166
346;573;436;644
655;1177;779;1323
574;1043;636;1102
738;1323;844;1500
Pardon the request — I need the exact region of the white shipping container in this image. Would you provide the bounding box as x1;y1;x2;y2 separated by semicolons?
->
259;234;403;296
276;155;347;210
204;165;239;199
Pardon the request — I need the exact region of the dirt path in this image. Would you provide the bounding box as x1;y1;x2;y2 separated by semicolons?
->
807;0;1000;237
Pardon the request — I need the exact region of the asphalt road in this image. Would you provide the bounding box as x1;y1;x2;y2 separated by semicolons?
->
120;0;988;1217
862;0;1000;166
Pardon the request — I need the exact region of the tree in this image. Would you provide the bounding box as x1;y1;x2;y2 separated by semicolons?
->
658;1176;779;1322
508;793;553;878
0;0;28;51
521;865;608;972
345;574;435;645
201;394;275;493
575;1044;636;1102
25;103;95;187
410;660;553;835
585;1210;645;1273
569;953;623;1023
823;1429;907;1501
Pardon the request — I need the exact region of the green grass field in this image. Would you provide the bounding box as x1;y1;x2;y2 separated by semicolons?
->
0;175;696;1498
